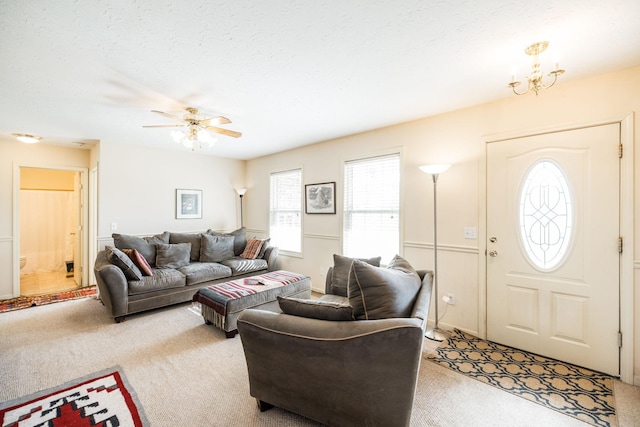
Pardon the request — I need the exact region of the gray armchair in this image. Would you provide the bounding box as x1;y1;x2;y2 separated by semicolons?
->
237;257;433;427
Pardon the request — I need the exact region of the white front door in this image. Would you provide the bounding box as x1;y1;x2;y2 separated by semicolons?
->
486;123;620;375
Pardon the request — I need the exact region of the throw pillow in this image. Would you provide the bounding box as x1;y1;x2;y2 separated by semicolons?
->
330;254;382;297
207;227;247;256
122;248;153;276
200;234;235;263
347;255;421;320
105;246;143;281
240;238;265;259
277;296;354;321
155;242;191;269
169;232;203;262
112;231;170;267
257;237;271;258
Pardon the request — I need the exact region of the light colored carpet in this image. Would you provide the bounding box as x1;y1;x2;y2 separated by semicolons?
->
1;298;638;426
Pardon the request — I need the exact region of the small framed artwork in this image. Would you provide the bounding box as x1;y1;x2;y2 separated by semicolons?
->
176;189;202;219
305;182;336;214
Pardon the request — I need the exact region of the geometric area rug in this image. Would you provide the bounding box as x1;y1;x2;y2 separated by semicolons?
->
0;366;148;426
425;329;617;427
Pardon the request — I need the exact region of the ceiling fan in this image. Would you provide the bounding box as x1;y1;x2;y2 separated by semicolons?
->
143;107;242;149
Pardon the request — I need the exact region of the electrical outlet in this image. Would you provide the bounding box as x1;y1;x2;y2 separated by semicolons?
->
110;222;118;231
442;294;455;305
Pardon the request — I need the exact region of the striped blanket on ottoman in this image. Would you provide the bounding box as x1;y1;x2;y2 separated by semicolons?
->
192;270;311;337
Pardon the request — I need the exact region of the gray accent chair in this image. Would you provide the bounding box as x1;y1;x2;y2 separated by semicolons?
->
237;265;433;427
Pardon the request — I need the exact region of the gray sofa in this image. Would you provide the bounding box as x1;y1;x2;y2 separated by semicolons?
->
94;228;278;322
237;255;433;427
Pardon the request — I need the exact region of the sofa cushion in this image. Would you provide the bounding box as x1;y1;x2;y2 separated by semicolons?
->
122;248;153;276
113;232;170;267
105;246;143;281
177;262;233;286
240;238;265;259
347;255;421;320
278;296;354;321
128;268;186;295
220;257;268;275
155;243;191;269
200;234;235;262
207;227;247;256
330;254;382;297
169;232;202;262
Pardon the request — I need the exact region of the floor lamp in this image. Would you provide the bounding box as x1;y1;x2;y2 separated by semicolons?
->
236;188;247;227
419;164;451;342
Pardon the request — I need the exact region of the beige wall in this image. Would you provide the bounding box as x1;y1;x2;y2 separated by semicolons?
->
96;142;246;247
245;65;640;384
21;168;75;191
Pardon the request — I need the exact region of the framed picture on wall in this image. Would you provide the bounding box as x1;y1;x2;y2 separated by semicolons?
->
176;189;202;219
305;182;336;214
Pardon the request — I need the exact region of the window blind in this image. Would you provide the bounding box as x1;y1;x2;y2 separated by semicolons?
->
343;153;400;263
270;169;302;253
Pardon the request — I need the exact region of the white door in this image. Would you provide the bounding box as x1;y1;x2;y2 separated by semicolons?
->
486;123;620;375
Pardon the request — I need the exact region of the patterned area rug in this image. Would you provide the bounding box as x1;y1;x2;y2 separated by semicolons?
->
425;329;617;427
0;286;97;313
0;367;147;426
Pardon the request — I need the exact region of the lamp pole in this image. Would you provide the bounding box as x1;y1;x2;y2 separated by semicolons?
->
419;164;451;342
236;188;247;227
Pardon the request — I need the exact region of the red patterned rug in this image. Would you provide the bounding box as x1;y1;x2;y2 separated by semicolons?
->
0;286;97;313
0;367;147;426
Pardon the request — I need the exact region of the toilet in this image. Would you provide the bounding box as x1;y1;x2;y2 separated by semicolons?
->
20;256;26;270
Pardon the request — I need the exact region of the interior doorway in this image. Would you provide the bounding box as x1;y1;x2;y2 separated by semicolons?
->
19;167;85;296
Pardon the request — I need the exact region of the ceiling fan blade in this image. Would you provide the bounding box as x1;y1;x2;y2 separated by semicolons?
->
150;110;185;122
212;116;231;125
206;126;242;138
142;124;185;128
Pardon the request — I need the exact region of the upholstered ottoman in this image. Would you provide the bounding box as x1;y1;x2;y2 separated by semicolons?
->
192;270;311;337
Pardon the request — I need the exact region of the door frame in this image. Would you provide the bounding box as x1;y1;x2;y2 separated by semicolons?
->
478;113;634;384
12;163;90;297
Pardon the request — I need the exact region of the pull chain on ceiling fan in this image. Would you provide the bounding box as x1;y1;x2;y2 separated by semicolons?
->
143;107;242;151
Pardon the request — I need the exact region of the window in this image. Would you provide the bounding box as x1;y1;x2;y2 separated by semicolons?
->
343;153;400;263
270;169;302;253
519;160;573;271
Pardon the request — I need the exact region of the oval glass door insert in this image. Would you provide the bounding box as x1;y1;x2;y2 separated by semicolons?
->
519;160;573;270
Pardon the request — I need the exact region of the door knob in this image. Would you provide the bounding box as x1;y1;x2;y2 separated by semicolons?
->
489;250;498;257
489;237;497;243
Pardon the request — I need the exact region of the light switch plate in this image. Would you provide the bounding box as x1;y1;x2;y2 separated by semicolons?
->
464;227;477;239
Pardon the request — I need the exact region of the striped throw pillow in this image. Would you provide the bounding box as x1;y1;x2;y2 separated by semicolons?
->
122;248;153;276
240;238;265;260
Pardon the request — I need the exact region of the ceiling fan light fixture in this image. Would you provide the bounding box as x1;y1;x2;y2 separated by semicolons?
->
144;107;240;151
13;133;42;144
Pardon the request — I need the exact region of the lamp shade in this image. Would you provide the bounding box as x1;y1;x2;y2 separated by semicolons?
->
419;164;451;175
236;188;247;196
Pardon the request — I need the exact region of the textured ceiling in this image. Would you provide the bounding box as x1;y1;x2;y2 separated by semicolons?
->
1;0;639;159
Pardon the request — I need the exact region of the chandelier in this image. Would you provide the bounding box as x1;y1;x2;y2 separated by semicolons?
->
170;125;216;151
508;41;565;96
